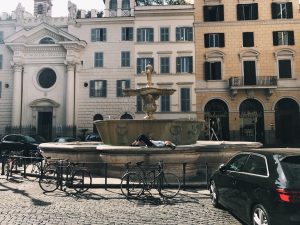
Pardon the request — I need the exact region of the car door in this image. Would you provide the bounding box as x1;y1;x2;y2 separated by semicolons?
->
234;154;269;222
217;153;250;210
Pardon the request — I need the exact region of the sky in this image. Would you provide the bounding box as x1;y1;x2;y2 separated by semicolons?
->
1;0;105;17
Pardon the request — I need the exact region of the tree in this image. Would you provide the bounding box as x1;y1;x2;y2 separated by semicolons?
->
135;0;187;6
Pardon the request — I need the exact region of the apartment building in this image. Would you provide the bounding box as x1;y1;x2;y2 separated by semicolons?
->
195;0;300;145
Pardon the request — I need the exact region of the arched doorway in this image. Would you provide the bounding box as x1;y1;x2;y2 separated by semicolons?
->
275;98;300;145
239;99;264;143
204;99;229;140
93;114;103;133
120;113;133;119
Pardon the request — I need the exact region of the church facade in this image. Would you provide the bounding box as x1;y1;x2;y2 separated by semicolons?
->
0;0;195;140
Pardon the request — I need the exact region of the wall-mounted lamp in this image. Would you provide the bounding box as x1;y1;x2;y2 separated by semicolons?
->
83;82;88;87
5;83;9;88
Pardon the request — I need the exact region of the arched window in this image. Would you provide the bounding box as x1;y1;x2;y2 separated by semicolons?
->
109;0;117;10
122;0;130;9
39;37;55;44
93;114;103;133
120;113;133;119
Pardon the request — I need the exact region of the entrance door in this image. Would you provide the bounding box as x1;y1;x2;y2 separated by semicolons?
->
38;112;53;141
243;61;256;85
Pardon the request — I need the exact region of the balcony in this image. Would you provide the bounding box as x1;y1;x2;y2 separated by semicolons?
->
228;76;277;99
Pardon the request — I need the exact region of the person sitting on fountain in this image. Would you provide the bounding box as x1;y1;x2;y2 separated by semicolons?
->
131;134;176;150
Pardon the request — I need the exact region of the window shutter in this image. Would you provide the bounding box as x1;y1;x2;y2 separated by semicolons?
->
204;34;209;48
90;80;95;97
287;2;293;19
103;29;107;41
188;57;193;73
220;33;225;47
91;29;96;42
102;80;107;97
129;28;133;40
126;80;130;89
149;28;154;42
149;58;154;67
176;57;181;73
188;27;193;41
271;3;277;19
137;28;141;42
273;32;279;46
219;5;224;21
253;3;258;20
117;80;121;97
288;31;294;45
203;6;210;21
215;62;221;80
237;4;243;20
204;62;211;80
176;28;180;40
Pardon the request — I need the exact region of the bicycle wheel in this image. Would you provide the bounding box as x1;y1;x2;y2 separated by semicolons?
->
120;172;144;198
39;169;58;192
71;169;92;193
158;172;181;199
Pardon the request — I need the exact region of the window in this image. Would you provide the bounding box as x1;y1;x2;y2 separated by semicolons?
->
160;57;170;74
273;31;294;46
204;5;224;22
226;154;250;172
137;58;154;74
0;31;3;43
109;0;117;9
121;51;130;67
181;88;190;112
91;28;107;42
278;59;292;78
204;61;222;80
242;154;268;176
39;37;55;44
37;4;43;14
160;27;169;42
137;28;154;42
94;52;104;67
117;80;130;97
237;3;258;20
204;33;225;48
122;0;130;9
161;95;170;112
122;27;133;41
0;55;2;69
243;32;254;47
38;68;57;88
271;2;293;19
176;27;193;41
137;96;143;112
176;56;193;73
90;80;107;97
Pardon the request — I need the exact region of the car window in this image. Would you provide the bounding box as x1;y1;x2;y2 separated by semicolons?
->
280;156;300;180
3;135;15;141
226;154;250;172
242;154;268;176
24;136;37;143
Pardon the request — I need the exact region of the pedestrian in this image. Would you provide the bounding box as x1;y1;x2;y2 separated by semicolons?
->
131;134;176;150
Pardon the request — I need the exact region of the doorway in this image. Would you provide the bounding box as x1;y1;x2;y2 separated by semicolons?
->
38;112;53;141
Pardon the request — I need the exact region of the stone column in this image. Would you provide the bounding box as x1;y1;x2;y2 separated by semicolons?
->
12;64;23;127
66;63;75;126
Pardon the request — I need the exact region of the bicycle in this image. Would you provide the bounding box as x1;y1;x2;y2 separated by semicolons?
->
39;159;92;193
121;161;181;199
3;150;24;180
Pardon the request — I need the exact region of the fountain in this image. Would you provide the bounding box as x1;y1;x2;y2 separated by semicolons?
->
39;65;262;180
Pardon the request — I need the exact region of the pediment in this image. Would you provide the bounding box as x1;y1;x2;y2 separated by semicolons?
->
5;22;83;46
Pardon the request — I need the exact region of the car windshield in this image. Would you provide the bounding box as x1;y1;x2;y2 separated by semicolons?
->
280;156;300;180
24;136;38;143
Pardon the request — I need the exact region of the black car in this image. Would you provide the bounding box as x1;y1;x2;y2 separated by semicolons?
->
0;134;40;156
209;148;300;225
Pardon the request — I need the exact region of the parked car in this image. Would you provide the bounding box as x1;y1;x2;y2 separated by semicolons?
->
209;148;300;225
84;133;101;142
0;134;40;156
52;137;80;143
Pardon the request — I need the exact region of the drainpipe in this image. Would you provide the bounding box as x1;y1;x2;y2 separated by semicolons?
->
19;66;24;133
73;64;76;136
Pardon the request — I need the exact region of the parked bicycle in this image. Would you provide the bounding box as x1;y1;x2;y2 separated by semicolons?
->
39;159;92;193
3;150;24;180
120;161;181;199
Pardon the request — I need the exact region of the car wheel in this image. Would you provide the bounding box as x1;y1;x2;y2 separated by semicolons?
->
209;180;220;208
252;204;270;225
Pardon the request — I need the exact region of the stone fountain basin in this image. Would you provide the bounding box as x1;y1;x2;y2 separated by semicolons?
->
39;141;263;179
94;119;204;146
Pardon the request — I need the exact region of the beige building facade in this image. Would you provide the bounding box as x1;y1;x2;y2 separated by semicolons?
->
195;0;300;145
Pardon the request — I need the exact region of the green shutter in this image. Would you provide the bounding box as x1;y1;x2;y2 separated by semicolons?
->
176;28;180;41
273;32;279;46
137;28;141;42
90;80;95;97
287;2;293;19
103;80;107;97
91;29;96;42
176;57;181;73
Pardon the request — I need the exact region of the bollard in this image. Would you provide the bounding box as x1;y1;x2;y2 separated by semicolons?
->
104;163;108;190
182;163;187;190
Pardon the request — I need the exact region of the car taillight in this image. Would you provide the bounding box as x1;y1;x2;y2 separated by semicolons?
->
277;189;300;203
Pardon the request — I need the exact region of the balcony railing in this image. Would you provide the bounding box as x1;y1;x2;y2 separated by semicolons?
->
228;76;278;99
109;10;117;17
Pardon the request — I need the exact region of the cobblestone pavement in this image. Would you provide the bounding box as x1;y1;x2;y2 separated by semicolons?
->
0;175;243;225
